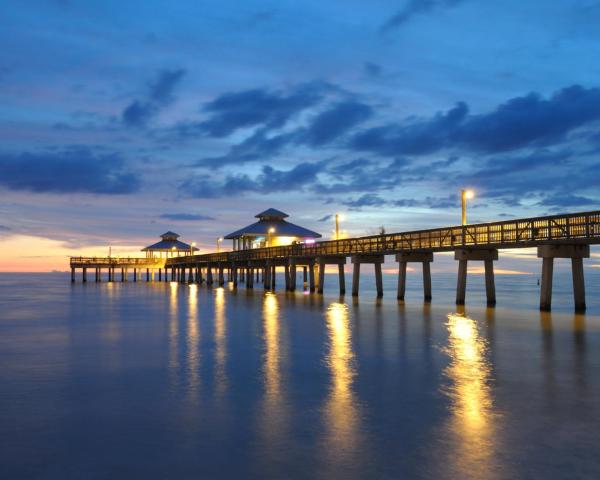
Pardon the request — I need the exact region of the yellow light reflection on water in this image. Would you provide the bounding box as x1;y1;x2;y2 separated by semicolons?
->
263;292;281;401
443;312;498;478
187;284;200;396
168;282;179;387
214;287;227;395
323;302;360;462
259;292;288;451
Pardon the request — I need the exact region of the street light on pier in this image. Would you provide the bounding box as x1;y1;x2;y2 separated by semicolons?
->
461;189;475;225
217;237;223;253
190;242;196;256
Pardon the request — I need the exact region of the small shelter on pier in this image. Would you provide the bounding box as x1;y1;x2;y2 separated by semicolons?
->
142;231;198;258
224;208;321;250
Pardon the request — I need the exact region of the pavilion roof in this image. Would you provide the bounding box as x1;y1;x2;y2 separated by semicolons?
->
142;239;198;251
224;218;321;239
255;208;288;219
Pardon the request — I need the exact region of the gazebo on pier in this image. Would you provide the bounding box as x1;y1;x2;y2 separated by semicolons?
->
142;231;198;258
224;208;321;250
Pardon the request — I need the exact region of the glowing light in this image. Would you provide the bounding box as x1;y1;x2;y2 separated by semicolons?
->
322;302;360;461
305;239;316;244
268;227;275;234
259;292;289;446
187;283;200;397
168;281;179;387
442;312;496;477
214;287;227;395
465;189;475;199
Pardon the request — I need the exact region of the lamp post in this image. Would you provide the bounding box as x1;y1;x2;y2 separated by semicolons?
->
217;237;223;253
171;246;176;258
268;227;275;247
190;242;196;256
461;189;474;225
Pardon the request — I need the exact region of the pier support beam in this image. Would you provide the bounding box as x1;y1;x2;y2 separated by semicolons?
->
246;266;254;289
218;264;225;286
395;252;433;302
454;249;498;306
71;268;75;283
288;261;297;291
82;268;87;283
351;255;385;297
316;256;347;295
207;265;213;286
538;245;589;312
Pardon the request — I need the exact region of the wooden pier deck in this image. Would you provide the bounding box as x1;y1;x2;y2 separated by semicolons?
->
71;210;600;311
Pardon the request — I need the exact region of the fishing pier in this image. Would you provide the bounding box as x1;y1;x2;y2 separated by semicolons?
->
70;210;600;312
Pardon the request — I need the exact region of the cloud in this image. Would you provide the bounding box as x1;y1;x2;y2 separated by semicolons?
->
0;147;139;194
351;102;468;156
0;225;11;236
300;101;373;147
381;0;465;32
317;214;333;222
364;62;382;77
537;194;597;209
342;193;387;208
122;69;186;127
350;85;600;157
195;81;331;137
195;129;296;168
194;94;370;168
159;213;216;221
183;161;325;198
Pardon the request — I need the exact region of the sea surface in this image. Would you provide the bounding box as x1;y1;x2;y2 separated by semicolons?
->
1;271;600;479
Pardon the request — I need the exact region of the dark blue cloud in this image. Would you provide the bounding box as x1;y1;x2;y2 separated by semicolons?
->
381;0;465;32
342;193;387;208
317;214;333;222
197;82;330;137
183;161;325;198
122;69;186;127
457;85;600;152
538;194;597;209
351;85;600;157
194;95;371;168
351;102;468;156
0;147;139;194
300;101;373;147
159;213;215;221
364;62;382;77
195;129;296;168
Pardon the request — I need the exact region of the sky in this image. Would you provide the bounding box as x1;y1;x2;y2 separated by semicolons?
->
1;0;600;271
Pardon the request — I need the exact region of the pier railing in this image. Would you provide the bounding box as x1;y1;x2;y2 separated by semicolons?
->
168;210;600;265
70;257;165;267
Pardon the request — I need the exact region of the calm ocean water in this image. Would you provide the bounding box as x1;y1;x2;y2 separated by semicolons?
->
1;271;600;479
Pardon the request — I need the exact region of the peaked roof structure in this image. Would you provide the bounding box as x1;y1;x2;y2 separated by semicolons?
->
255;208;289;219
224;209;321;239
142;232;198;252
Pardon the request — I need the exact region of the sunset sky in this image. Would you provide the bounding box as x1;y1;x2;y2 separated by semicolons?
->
1;0;600;271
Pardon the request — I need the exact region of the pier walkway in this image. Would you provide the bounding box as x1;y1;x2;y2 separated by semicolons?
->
71;210;600;311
